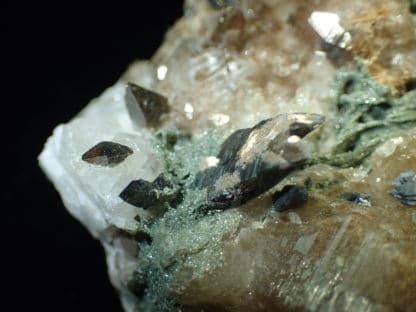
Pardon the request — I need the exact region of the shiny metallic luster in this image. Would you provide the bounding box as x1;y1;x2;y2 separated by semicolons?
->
82;141;133;167
193;113;325;209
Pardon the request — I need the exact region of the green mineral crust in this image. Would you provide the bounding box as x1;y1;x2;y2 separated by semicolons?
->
118;2;416;311
314;63;416;167
125;63;416;309
129;129;242;311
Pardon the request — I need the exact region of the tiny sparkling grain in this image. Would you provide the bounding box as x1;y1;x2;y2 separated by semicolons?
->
184;103;194;119
157;65;168;81
287;135;301;144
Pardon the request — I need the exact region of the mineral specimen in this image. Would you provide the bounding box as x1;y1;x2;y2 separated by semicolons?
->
39;0;416;311
82;141;133;167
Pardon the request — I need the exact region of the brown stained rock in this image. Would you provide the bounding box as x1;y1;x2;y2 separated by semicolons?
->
207;7;247;51
321;0;416;94
173;134;416;311
146;0;334;133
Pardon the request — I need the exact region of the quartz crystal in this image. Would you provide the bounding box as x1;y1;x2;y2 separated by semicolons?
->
39;0;416;311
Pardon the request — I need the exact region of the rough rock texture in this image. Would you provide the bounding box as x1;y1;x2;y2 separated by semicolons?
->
39;0;416;311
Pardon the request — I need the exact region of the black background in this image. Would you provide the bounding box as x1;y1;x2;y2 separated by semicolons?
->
5;1;183;311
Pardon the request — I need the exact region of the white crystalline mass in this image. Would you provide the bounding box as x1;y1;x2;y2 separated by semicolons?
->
39;81;163;311
39;83;162;235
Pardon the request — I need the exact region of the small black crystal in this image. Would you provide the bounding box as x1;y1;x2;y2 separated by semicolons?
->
120;174;177;209
125;82;170;128
272;185;308;212
341;192;371;206
81;141;133;167
390;172;416;206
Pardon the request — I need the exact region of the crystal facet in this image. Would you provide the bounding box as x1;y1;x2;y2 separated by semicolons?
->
119;174;177;209
125;82;170;128
82;141;133;167
193;113;324;209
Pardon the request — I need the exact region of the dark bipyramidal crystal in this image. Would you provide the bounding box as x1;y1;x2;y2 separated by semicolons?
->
120;174;177;209
125;82;170;128
193;113;325;209
390;172;416;206
272;185;308;212
82;141;133;167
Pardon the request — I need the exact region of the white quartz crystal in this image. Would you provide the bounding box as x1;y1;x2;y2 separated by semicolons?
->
40;83;162;235
39;82;164;311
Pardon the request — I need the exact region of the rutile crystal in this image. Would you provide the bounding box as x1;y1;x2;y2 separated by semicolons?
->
119;174;177;209
125;82;170;128
81;141;133;167
193;113;324;208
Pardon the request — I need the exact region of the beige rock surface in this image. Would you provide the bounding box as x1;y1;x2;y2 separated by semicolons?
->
178;135;416;311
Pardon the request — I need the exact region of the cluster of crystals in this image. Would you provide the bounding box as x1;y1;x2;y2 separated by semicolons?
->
39;0;416;311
